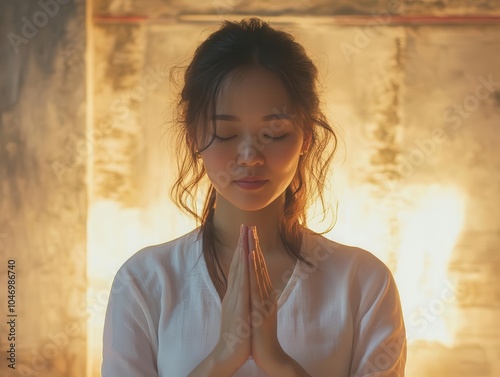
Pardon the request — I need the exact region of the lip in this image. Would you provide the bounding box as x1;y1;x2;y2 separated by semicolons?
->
234;180;268;190
234;176;267;182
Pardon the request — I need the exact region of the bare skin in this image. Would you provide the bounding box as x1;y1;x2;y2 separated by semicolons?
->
189;66;311;376
188;225;310;377
214;245;298;302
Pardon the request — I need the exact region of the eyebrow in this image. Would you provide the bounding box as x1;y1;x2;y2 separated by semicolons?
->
213;113;294;122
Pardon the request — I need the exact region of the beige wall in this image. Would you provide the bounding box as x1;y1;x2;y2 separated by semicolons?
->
0;0;87;377
2;1;500;376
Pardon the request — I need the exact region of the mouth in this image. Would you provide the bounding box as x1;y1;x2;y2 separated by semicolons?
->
233;180;268;190
234;176;268;183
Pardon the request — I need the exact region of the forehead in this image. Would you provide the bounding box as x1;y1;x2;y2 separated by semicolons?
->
216;66;291;115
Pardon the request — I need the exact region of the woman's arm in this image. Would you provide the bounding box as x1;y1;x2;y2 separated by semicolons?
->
349;259;407;377
186;342;241;377
261;350;312;377
101;265;160;377
186;346;312;377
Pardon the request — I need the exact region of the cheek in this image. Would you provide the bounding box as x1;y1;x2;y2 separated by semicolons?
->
204;159;225;182
202;150;243;188
266;142;301;171
202;148;229;167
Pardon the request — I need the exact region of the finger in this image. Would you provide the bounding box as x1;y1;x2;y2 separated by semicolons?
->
248;227;263;300
253;228;273;292
242;226;253;326
253;228;277;303
230;226;248;316
241;225;250;293
227;224;244;292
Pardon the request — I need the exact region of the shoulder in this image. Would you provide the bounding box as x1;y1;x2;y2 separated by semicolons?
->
111;227;202;294
307;230;402;317
304;229;401;318
304;228;393;283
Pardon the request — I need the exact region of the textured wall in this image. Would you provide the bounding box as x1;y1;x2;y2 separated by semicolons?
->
2;0;499;377
305;21;500;376
400;26;500;376
90;4;500;377
93;0;500;17
0;0;87;376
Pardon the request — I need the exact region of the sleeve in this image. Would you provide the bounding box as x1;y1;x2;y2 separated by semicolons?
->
349;259;407;377
101;263;160;377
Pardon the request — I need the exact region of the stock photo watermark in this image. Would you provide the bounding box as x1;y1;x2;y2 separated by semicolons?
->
408;278;469;335
355;274;484;376
7;0;78;54
397;74;500;178
208;105;297;188
10;265;136;375
213;0;244;17
223;296;277;351
222;234;336;351
339;0;413;63
354;332;406;377
50;64;168;182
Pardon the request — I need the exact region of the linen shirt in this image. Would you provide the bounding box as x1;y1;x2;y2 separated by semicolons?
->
102;226;407;376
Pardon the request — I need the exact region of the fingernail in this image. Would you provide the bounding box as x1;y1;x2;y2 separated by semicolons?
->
252;226;257;240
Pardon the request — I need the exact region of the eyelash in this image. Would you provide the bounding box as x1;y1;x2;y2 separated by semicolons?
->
213;134;288;142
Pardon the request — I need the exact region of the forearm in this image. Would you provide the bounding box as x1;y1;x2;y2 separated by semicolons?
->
187;346;240;377
186;353;230;377
262;352;311;377
187;355;220;377
275;361;311;377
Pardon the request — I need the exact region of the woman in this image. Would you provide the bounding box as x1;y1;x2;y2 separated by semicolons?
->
102;17;407;377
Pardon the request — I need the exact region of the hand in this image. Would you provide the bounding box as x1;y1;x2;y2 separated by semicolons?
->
213;224;251;373
247;226;284;371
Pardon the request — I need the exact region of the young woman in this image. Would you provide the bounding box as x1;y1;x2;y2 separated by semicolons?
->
102;17;407;377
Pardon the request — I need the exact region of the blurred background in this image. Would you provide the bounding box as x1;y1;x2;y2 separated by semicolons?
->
1;0;500;376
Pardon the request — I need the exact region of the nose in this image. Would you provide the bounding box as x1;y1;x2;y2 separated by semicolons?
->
237;136;264;166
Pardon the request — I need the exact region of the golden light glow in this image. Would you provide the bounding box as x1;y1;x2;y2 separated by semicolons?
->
325;178;466;347
394;185;465;346
86;199;197;376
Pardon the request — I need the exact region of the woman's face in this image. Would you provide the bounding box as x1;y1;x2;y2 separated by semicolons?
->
198;65;308;212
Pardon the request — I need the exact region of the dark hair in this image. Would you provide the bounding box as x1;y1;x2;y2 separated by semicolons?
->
168;17;339;295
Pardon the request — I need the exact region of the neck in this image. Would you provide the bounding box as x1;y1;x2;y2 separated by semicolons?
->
211;192;286;260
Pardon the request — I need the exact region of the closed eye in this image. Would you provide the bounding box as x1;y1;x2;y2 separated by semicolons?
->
213;135;236;142
213;134;288;142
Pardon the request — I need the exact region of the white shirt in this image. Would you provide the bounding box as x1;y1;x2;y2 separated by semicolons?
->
102;226;407;376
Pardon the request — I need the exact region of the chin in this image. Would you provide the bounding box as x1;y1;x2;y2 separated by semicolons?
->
214;180;288;212
228;191;285;213
229;198;272;212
